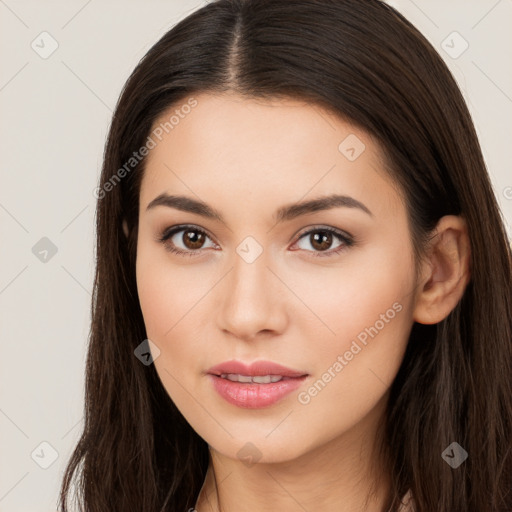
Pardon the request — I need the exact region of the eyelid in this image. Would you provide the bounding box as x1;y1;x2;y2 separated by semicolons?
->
293;224;354;242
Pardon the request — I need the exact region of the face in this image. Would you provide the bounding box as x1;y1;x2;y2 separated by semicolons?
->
136;92;418;464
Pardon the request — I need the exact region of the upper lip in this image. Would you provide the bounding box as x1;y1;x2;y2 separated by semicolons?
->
207;360;308;378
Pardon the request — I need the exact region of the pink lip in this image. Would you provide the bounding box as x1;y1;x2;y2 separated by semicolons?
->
206;360;309;409
207;359;308;378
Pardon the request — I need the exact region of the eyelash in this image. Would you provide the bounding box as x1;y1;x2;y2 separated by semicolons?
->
156;224;355;259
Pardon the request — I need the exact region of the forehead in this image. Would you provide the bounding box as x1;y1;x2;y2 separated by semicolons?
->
139;92;403;220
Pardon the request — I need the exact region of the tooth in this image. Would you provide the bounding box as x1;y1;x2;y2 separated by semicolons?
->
228;374;252;383
220;374;285;383
252;375;272;384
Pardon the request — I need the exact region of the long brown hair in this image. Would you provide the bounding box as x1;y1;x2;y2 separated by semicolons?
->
59;0;512;510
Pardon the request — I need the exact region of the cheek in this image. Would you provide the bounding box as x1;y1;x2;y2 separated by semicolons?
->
136;231;204;333
288;240;415;406
288;239;414;344
135;244;219;384
136;261;204;417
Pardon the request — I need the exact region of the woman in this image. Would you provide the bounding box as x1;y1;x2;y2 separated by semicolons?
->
59;0;512;511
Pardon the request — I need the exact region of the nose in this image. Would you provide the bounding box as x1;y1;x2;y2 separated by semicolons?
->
216;247;288;342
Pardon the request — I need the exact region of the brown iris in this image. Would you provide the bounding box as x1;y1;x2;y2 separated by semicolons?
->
182;229;206;250
309;231;333;251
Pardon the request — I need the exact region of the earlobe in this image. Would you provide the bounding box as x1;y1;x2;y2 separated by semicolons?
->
413;215;471;325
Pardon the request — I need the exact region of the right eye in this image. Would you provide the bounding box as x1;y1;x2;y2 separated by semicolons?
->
157;224;218;256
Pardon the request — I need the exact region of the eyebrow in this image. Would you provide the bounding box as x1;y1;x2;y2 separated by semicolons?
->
145;192;373;223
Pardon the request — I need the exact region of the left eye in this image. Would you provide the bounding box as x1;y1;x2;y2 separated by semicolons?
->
157;225;354;258
292;226;354;258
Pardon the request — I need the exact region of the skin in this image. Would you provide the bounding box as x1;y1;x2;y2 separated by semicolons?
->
134;92;471;512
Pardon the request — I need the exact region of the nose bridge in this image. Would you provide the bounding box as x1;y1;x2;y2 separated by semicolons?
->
229;235;271;307
216;235;285;338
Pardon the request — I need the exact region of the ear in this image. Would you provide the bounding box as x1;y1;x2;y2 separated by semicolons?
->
413;215;471;325
122;218;129;238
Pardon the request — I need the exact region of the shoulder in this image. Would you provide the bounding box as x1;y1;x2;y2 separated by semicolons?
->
397;490;415;512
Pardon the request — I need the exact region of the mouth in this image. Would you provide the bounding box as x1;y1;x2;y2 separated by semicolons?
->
206;360;309;409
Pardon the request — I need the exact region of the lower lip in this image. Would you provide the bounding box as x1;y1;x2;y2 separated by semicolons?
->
208;374;307;409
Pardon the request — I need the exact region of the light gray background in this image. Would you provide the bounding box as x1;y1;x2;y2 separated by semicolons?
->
0;0;511;510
